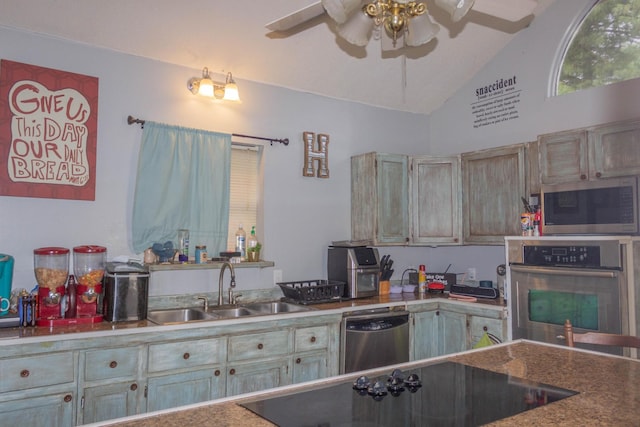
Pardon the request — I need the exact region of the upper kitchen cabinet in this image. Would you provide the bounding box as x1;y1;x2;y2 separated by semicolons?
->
538;129;589;185
462;144;526;245
588;119;640;179
411;156;462;245
351;153;410;245
538;118;640;185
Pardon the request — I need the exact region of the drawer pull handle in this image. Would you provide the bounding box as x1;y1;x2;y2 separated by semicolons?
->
20;369;30;378
110;361;118;369
64;394;72;403
183;352;190;360
257;343;264;350
214;369;221;376
310;336;316;343
296;358;301;364
229;368;236;375
130;383;138;391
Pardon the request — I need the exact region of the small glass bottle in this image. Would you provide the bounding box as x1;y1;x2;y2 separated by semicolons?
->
418;265;426;294
235;224;246;260
178;229;190;262
195;245;207;264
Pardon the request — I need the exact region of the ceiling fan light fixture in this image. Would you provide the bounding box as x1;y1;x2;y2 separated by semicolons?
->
434;0;475;22
321;0;364;24
337;8;375;46
405;11;439;46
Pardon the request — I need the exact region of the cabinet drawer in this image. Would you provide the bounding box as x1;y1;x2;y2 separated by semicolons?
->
84;347;140;381
295;325;328;352
0;352;74;393
228;330;290;362
148;337;226;373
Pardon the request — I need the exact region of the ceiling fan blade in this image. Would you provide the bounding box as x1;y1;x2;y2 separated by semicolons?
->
266;1;326;32
472;0;538;22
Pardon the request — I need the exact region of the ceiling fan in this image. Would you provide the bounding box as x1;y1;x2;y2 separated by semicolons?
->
266;0;539;46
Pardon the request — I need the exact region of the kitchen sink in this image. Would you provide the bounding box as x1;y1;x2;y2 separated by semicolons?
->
147;301;313;324
208;306;258;318
242;301;313;314
147;308;219;325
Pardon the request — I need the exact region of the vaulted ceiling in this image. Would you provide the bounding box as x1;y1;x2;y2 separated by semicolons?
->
0;0;556;114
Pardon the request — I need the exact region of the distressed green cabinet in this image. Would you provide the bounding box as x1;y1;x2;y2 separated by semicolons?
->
77;346;144;425
351;152;410;245
0;391;75;427
462;144;527;245
411;156;462;245
147;368;225;412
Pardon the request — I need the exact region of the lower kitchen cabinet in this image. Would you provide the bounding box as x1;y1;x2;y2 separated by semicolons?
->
226;359;288;396
0;391;75;427
147;368;225;412
81;381;139;424
292;352;328;383
439;310;468;355
412;303;506;360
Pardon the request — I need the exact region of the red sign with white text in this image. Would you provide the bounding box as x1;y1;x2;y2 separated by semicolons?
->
0;60;99;200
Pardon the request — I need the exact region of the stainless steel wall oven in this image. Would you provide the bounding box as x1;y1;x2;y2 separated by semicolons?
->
507;237;631;356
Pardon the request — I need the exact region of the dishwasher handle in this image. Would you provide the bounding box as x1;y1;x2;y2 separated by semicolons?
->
345;312;409;332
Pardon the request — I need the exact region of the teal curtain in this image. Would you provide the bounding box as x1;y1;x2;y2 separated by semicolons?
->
132;121;232;255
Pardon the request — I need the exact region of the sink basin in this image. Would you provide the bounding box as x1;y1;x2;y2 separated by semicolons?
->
147;308;218;325
208;307;258;318
243;301;313;314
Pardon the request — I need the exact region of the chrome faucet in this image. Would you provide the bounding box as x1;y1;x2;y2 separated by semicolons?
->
218;261;236;305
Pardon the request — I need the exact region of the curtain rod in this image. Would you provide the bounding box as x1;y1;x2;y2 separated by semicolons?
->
127;115;289;146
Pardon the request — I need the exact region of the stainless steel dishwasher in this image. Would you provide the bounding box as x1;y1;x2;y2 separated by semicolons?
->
340;308;410;374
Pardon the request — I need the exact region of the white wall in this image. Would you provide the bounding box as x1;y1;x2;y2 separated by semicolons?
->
0;26;432;293
430;0;640;153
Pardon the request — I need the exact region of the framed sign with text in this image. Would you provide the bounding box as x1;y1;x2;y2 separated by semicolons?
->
0;59;99;200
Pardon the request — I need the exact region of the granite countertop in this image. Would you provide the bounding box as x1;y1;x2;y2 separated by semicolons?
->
91;340;640;427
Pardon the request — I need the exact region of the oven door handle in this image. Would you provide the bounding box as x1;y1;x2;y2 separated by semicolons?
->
510;265;618;279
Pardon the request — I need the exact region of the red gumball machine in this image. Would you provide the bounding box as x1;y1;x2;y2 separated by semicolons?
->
34;247;69;321
73;245;106;319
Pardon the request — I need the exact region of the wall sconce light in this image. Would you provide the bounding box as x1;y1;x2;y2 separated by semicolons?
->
187;67;241;102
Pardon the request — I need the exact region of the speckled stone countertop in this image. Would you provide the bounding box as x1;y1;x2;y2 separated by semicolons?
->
92;340;640;426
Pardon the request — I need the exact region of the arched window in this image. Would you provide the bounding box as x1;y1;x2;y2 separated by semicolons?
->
554;0;640;95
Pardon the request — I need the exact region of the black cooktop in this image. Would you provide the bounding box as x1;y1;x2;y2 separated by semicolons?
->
241;361;578;427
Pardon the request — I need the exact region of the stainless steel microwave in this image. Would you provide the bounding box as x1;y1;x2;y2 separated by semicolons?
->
541;176;638;235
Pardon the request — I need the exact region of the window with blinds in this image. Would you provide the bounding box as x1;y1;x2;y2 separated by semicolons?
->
227;145;262;252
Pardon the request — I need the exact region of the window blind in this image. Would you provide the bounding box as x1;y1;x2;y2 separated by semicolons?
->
227;145;260;252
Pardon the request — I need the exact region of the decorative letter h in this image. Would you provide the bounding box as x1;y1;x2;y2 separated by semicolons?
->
302;131;330;178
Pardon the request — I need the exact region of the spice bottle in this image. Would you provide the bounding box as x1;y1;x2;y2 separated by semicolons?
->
418;265;426;294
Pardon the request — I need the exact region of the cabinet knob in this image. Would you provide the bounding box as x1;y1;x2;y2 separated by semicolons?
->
296;358;301;364
183;352;190;360
229;368;236;375
109;361;118;369
214;369;221;376
20;369;29;378
436;310;440;316
595;172;602;178
310;336;316;343
130;383;138;391
580;174;587;180
257;343;264;350
64;394;73;403
483;326;488;332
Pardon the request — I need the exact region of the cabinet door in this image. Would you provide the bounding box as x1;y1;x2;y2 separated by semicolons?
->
80;381;139;424
351;153;409;245
439;310;468;356
538;130;589;183
226;359;288;396
147;368;225;412
376;154;410;244
468;315;506;349
411;156;461;245
412;310;439;360
588;119;640;179
462;144;526;244
0;391;75;427
292;352;328;383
